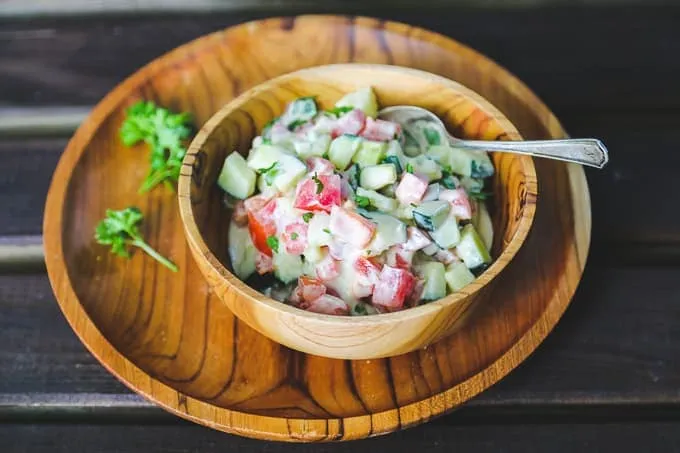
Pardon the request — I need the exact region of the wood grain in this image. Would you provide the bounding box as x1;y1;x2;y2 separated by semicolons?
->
43;15;587;441
4;267;680;410
179;64;537;359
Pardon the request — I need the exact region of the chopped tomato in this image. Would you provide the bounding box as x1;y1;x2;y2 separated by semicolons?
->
353;256;381;286
405;278;426;308
316;254;340;281
247;198;277;256
304;294;350;315
361;117;401;142
232;200;248;227
395;172;428;205
372;265;416;309
439;188;472;220
281;222;308;255
385;245;415;270
297;276;327;303
255;251;273;275
306;157;335;176
294;174;342;213
331;109;366;137
328;206;376;248
402;226;432;252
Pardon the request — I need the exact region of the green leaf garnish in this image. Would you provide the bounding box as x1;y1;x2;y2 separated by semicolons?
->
291;232;299;240
266;235;280;253
302;212;314;223
94;207;178;272
323;228;332;235
119;101;193;194
405;162;414;174
381;155;403;173
352;303;369;316
354;195;377;211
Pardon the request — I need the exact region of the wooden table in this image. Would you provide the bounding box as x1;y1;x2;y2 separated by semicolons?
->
2;4;680;451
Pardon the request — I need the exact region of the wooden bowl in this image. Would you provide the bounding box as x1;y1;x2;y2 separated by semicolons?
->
178;64;538;360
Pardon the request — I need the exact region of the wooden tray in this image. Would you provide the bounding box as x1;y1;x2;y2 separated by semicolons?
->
43;15;590;442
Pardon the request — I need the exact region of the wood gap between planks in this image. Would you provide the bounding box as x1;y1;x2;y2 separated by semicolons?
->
2;394;680;425
0;0;669;19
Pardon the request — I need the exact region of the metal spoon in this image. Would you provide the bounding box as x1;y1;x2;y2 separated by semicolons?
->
378;106;609;169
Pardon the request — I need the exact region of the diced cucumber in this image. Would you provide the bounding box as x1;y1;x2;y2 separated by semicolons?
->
294;134;331;159
472;201;494;251
430;214;461;249
392;203;415;221
426;144;454;167
282;96;317;126
417;261;447;301
412;200;450;231
422;242;439;256
335;87;378;118
445;261;476;292
460;176;485;193
227;220;257;279
423;183;441;202
247;144;290;171
404;145;422;157
359;163;397;190
217;152;256;199
345;163;360;191
356;187;398;212
448;147;495;178
353;140;387;166
328;135;361;170
273;251;304;284
380;182;397;198
384;140;407;172
456;224;492;269
360;210;407;255
307;212;332;247
271;154;307;192
409;155;442;182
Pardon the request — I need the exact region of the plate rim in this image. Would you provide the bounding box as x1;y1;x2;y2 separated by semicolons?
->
42;14;591;442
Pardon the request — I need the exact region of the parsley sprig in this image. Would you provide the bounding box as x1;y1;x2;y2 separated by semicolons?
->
94;207;178;272
120;101;193;193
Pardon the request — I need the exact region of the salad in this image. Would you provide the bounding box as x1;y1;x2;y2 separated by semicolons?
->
217;87;495;316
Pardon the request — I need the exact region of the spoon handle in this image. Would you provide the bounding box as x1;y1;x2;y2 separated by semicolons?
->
454;138;609;169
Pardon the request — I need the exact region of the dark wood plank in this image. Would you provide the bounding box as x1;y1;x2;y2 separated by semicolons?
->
2;265;679;411
0;139;64;236
0;7;679;111
0;111;677;256
3;421;680;452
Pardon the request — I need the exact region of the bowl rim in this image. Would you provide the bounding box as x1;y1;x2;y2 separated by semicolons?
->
178;63;538;325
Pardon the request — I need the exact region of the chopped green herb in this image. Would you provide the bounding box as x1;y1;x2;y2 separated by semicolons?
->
302;212;314;223
440;172;459;189
423;127;441;146
312;173;324;194
324;106;354;117
257;162;280;186
352;303;368;316
291;232;299;240
354;195;372;209
469;190;493;201
410;203;418;208
119;100;193;193
266;235;280;253
94;207;178;272
381;155;403;173
323;228;332;235
405;162;415;174
287;119;307;131
470;160;494;178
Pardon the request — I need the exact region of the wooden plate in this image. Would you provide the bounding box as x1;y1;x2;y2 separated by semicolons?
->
43;15;590;442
